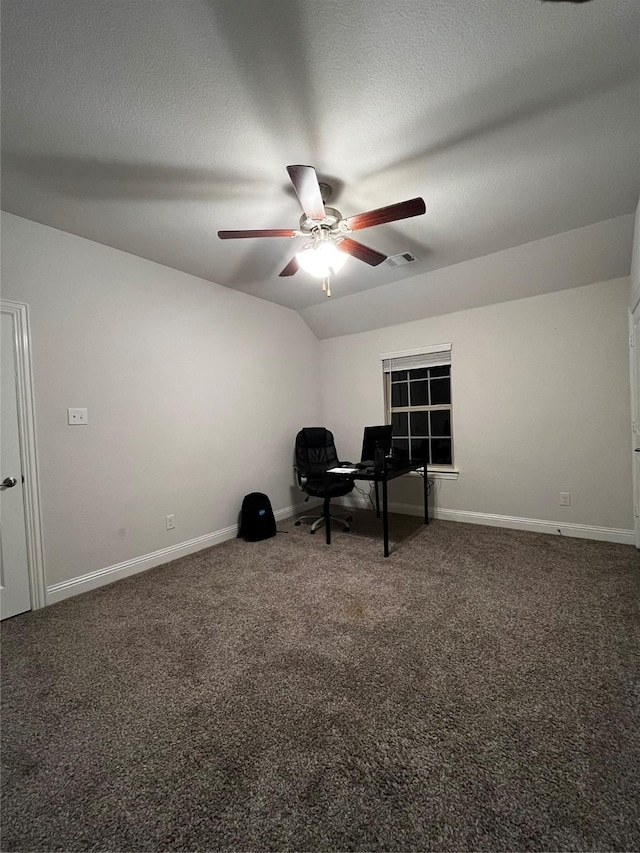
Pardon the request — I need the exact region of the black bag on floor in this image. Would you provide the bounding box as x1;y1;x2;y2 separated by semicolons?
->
238;492;277;541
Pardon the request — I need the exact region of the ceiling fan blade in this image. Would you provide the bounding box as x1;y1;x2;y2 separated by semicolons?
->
279;256;299;277
337;237;387;266
218;229;296;239
343;197;426;231
286;165;326;221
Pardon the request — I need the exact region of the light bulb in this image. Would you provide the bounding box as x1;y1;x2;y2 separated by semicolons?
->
296;240;348;277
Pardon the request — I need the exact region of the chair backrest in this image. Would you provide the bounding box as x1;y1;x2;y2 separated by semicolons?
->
295;428;340;476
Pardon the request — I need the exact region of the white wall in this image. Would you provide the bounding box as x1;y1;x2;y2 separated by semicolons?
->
1;212;321;587
320;278;633;535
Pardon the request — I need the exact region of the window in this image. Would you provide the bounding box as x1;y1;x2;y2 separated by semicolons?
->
382;344;454;467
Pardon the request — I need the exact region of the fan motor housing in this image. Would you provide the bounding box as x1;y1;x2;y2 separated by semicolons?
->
299;206;343;235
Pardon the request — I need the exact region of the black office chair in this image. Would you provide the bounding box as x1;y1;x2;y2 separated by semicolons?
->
294;427;354;533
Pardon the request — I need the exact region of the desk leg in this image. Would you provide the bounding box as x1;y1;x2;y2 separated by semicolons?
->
375;480;380;517
324;496;331;545
382;477;390;557
424;467;429;525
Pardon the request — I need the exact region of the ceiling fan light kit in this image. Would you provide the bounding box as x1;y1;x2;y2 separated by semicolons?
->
296;235;348;278
218;165;425;297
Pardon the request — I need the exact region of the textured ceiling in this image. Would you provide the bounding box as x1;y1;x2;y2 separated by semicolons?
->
2;0;639;315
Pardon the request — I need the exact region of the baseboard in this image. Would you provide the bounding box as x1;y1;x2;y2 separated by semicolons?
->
46;498;634;605
46;502;309;606
336;494;635;546
432;507;634;545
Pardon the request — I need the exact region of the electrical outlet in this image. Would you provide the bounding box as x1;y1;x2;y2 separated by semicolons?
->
67;407;88;425
560;492;571;506
166;514;175;530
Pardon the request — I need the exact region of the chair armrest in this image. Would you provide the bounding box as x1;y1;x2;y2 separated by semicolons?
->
293;465;308;490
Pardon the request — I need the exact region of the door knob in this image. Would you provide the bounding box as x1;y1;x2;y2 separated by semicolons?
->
1;477;18;489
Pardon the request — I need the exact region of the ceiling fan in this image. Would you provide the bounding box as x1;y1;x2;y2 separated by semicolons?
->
218;165;426;296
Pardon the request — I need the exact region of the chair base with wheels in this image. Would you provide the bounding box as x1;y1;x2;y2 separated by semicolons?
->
295;499;352;534
294;427;356;536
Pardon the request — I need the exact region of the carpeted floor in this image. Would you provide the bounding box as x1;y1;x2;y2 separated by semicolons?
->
2;512;640;852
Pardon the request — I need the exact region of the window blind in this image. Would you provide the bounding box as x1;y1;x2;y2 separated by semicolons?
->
381;343;451;373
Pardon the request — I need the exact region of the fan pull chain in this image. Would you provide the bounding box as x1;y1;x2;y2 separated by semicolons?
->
322;275;331;297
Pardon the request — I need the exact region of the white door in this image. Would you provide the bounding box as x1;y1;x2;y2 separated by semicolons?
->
633;306;640;550
1;311;32;619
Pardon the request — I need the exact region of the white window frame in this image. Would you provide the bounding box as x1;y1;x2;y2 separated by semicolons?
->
381;344;459;479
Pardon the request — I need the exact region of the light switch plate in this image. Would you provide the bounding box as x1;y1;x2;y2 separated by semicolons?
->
67;407;88;425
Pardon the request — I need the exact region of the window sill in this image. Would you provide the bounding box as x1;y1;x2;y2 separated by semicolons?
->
407;467;459;480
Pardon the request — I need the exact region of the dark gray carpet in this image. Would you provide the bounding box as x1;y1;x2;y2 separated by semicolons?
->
2;513;639;852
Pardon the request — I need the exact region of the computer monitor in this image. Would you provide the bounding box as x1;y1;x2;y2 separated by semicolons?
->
360;424;393;463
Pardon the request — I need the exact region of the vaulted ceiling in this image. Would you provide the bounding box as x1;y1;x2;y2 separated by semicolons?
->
2;0;639;323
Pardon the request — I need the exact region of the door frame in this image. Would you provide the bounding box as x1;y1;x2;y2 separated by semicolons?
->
631;302;640;550
1;300;46;609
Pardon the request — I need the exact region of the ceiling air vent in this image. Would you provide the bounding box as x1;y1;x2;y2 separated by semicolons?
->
385;251;417;268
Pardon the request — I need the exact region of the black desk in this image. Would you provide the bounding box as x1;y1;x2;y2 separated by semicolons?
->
323;462;428;557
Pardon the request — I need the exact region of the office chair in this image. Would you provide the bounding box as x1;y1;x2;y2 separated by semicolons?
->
294;427;354;533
